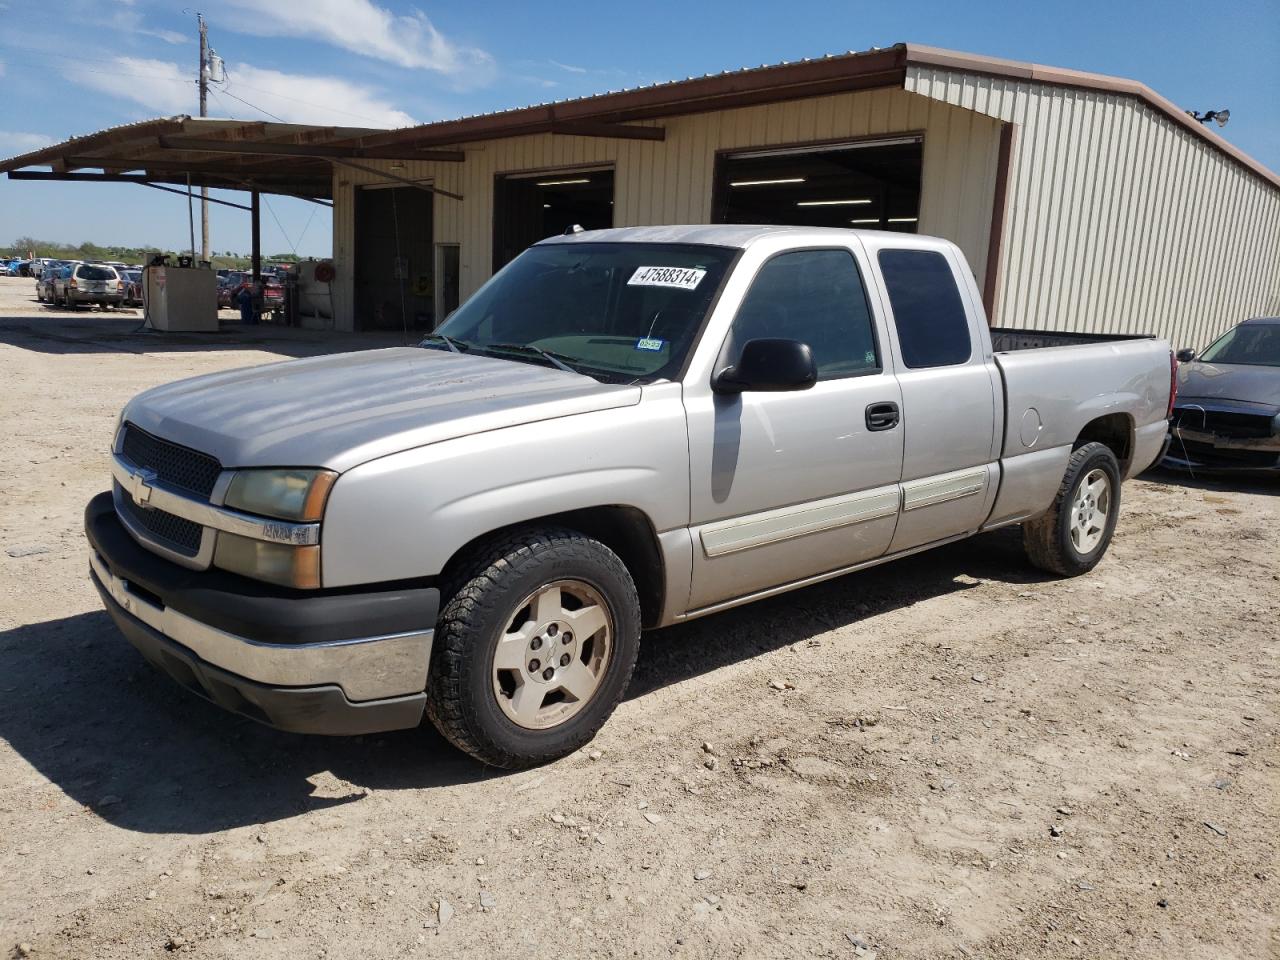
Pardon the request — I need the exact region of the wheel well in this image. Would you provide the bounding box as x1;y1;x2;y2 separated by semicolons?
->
442;506;666;629
1074;414;1133;474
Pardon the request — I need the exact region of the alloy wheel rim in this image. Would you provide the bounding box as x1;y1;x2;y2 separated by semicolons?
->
1069;468;1111;554
491;579;613;730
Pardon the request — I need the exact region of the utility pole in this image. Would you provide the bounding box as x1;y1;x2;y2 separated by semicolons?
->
197;12;210;264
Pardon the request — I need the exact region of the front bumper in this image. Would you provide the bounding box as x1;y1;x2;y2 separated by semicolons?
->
85;492;438;735
1162;421;1280;473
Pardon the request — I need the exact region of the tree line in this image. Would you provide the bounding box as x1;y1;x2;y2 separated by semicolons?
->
3;237;305;270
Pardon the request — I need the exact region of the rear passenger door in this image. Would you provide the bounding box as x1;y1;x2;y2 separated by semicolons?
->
869;244;1000;552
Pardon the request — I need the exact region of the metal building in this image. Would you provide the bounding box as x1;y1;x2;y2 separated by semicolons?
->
5;44;1278;348
324;44;1279;348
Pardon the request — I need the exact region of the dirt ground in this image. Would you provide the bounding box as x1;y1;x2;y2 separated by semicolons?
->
0;274;1275;960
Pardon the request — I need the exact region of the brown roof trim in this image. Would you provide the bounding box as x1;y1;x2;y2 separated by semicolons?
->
353;47;908;149
904;44;1280;191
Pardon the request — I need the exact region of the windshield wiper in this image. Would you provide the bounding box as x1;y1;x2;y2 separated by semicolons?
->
480;342;582;375
420;333;467;353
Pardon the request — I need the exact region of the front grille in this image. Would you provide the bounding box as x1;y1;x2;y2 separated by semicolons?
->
1175;439;1280;469
116;485;203;556
1172;408;1275;439
121;423;222;497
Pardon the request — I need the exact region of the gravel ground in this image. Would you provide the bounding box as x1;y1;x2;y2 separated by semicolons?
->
0;274;1276;959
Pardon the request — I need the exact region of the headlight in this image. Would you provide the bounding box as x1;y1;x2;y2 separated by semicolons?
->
216;468;336;588
214;534;321;589
223;468;337;521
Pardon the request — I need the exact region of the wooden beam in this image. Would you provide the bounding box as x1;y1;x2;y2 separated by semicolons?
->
331;158;463;201
548;120;664;141
158;137;466;162
138;182;253;210
7;170;331;199
66;155;278;174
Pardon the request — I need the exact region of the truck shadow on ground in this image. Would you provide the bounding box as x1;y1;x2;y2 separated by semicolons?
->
0;527;1046;835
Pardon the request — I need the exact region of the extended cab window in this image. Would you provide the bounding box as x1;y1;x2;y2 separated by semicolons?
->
878;249;972;368
727;249;879;380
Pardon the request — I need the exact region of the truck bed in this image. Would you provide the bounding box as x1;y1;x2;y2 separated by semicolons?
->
990;327;1157;352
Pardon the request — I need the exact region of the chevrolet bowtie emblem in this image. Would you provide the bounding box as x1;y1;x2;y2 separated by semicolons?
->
125;466;158;506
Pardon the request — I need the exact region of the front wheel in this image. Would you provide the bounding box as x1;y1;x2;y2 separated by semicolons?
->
1022;441;1121;576
426;527;641;768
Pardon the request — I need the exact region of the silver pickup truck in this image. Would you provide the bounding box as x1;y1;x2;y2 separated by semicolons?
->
86;225;1175;767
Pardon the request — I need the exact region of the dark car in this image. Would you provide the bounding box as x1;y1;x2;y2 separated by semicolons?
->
1164;317;1280;472
121;270;143;306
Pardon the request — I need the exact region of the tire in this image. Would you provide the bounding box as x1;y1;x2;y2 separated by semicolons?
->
1022;441;1122;577
426;526;642;769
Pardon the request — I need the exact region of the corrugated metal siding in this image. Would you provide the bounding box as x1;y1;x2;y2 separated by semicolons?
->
907;66;1280;347
331;89;1003;330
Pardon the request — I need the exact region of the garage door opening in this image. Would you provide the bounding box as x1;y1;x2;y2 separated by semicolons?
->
354;185;434;332
713;137;922;232
494;168;614;270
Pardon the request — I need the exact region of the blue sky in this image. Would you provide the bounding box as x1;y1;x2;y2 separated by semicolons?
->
1;0;1276;257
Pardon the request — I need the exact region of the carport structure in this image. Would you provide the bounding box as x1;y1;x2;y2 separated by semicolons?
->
0;115;458;278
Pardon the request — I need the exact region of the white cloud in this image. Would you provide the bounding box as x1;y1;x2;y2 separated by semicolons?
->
218;0;492;79
226;64;416;127
107;5;190;44
62;56;415;128
0;131;56;157
550;60;587;74
63;57;193;114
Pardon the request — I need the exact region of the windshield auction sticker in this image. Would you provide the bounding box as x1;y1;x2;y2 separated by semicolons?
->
627;266;707;290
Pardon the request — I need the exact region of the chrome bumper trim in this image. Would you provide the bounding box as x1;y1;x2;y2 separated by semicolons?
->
90;551;431;702
111;453;320;546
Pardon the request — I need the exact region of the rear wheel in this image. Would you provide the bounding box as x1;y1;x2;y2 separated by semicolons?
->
426;527;641;768
1023;441;1121;576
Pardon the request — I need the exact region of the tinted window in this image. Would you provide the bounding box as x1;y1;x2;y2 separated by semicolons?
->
728;249;878;380
77;264;118;281
1198;323;1280;367
878;249;971;368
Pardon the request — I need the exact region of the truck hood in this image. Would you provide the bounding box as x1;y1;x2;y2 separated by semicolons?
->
122;347;642;472
1177;361;1280;409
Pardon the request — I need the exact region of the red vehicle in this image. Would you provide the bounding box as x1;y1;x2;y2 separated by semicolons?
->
218;272;284;318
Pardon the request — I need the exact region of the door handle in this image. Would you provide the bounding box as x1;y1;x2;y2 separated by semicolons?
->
865;401;900;431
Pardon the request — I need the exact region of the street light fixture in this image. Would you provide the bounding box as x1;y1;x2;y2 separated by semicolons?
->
1187;109;1231;128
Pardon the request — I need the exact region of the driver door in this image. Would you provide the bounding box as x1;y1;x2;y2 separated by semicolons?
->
683;245;904;612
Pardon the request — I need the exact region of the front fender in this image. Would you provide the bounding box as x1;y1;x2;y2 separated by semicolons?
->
320;385;690;588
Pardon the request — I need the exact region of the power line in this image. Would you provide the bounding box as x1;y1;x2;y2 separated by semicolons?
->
208;85;285;123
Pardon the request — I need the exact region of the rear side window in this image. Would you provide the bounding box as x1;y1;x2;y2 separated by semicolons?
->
878;249;971;368
728;248;879;380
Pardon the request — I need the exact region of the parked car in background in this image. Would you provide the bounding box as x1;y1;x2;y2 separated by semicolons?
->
86;225;1175;766
121;270;143;307
55;262;124;310
1165;317;1280;472
217;271;250;308
38;261;74;303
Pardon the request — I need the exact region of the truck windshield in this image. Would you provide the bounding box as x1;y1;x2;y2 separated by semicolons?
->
1198;323;1280;367
429;242;738;382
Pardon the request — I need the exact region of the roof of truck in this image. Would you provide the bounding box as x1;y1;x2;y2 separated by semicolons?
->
536;223;939;249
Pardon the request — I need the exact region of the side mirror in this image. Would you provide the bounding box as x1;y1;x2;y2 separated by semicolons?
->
1175;348;1196;363
713;338;817;394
